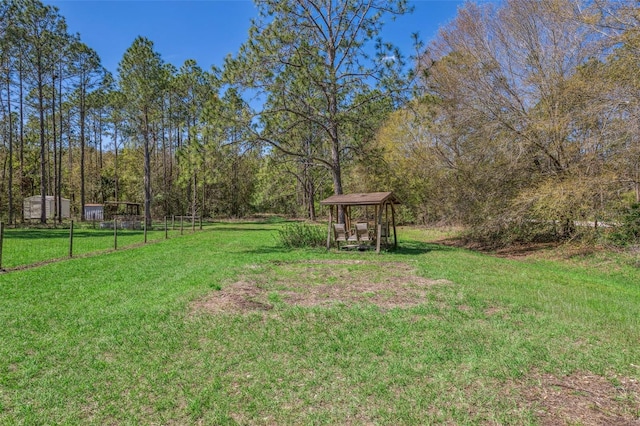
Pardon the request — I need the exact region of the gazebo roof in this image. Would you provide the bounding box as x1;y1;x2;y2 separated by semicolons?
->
320;191;401;206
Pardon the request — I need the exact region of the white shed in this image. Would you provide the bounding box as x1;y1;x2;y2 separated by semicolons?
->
23;195;70;220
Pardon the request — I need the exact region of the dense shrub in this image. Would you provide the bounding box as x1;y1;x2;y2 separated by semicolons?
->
463;218;560;249
277;222;326;248
611;203;640;246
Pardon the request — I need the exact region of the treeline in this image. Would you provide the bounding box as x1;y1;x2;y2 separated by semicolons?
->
362;0;640;244
0;0;267;224
4;0;640;246
2;0;390;225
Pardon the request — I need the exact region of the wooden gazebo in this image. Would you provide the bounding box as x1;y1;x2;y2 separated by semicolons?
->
320;191;401;253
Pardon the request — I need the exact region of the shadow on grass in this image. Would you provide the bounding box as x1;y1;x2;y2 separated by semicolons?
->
3;229;72;240
212;226;278;233
390;240;455;256
211;216;290;226
3;228;160;241
241;247;296;255
239;240;453;257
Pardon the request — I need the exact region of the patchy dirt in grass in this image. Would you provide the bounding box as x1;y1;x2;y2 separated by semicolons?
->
190;260;640;424
515;371;640;425
192;260;451;314
191;281;274;314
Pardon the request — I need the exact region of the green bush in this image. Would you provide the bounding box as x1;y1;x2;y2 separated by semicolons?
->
278;222;326;248
461;215;560;249
611;203;640;246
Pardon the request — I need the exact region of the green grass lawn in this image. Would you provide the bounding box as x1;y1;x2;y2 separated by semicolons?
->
0;221;639;424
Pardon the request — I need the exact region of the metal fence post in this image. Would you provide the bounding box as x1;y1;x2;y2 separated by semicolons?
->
114;219;118;250
180;215;184;235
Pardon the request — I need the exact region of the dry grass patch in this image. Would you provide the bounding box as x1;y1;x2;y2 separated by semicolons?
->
191;281;274;314
515;371;640;425
193;260;451;314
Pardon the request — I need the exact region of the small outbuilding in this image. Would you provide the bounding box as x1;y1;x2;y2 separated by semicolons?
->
103;201;141;220
320;191;400;253
23;195;70;220
84;202;142;222
84;204;104;221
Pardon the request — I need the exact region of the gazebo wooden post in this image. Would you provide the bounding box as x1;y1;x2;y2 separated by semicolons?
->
374;204;378;246
391;203;398;248
326;205;333;250
345;206;351;232
376;202;383;253
385;202;390;245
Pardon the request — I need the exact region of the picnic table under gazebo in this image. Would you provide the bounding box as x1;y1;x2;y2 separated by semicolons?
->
320;191;400;253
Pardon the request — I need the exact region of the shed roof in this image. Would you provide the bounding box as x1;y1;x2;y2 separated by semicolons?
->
320;191;400;206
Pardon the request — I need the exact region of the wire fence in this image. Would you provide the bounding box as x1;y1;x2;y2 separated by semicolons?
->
0;216;204;271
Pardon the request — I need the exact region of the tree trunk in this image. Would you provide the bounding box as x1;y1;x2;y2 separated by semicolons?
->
114;125;119;202
201;171;206;219
192;171;197;221
38;65;47;224
80;81;86;221
143;109;152;227
7;63;14;225
19;55;24;222
329;122;344;223
99;114;103;170
327;52;344;222
168;97;174;213
161;101;168;216
57;64;63;222
308;179;316;221
52;73;58;223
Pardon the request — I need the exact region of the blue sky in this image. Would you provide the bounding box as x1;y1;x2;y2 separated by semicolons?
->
45;0;489;77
